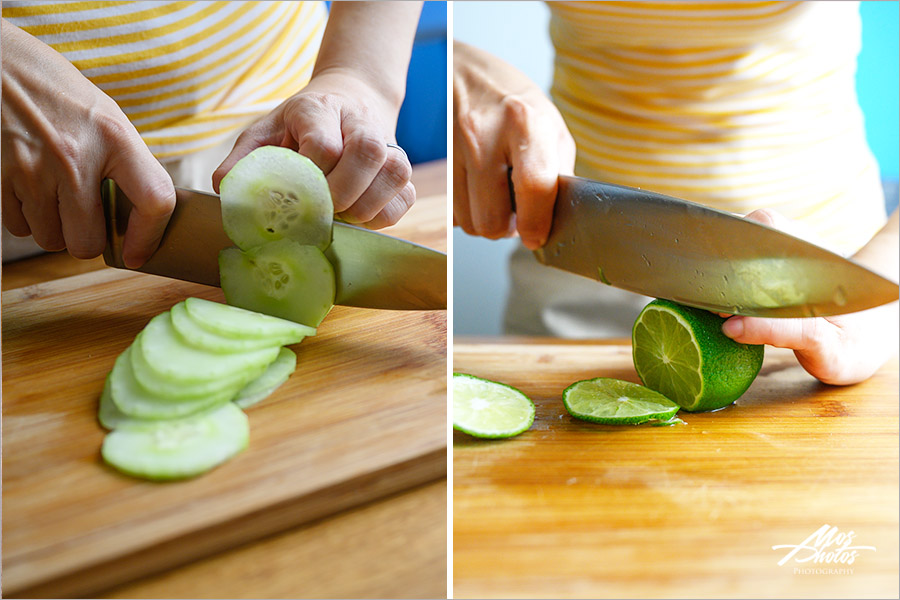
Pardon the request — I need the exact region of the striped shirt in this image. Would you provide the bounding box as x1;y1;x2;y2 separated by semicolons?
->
2;1;327;159
547;1;886;255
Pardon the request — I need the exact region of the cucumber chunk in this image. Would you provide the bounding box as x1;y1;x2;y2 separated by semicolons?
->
234;347;297;409
101;402;249;480
136;312;280;385
110;346;237;419
220;239;335;327
183;297;316;341
220;146;333;251
171;301;308;353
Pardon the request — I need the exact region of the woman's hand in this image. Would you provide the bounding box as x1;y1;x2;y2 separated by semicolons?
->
212;2;421;230
1;19;175;268
722;209;899;385
453;40;576;250
212;72;414;229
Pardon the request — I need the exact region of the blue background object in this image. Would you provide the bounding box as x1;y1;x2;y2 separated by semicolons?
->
396;1;447;164
857;0;899;180
323;1;447;165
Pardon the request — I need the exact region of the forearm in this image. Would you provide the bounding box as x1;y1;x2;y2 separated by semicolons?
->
852;208;899;282
312;1;423;111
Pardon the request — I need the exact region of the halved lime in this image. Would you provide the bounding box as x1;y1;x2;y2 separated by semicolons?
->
632;299;764;412
562;377;679;424
452;373;535;439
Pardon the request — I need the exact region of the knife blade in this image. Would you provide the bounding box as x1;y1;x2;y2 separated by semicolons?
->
101;179;446;310
530;175;898;318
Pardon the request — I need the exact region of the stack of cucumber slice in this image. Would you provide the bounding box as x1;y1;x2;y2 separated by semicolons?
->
218;146;337;328
100;147;339;480
100;298;314;480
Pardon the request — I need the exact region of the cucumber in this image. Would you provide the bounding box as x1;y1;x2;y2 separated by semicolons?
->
136;312;280;385
101;402;249;480
110;346;237;419
98;375;128;430
130;336;264;400
219;239;335;327
220;146;333;251
183;297;316;341
234;347;297;409
170;301;308;353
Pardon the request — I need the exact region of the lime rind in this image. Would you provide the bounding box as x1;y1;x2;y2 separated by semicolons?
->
453;373;535;439
632;299;764;412
562;377;680;425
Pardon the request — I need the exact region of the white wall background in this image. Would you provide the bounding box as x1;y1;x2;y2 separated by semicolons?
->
453;1;554;335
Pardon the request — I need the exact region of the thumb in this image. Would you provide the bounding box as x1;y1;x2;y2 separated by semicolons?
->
722;315;835;353
108;140;176;269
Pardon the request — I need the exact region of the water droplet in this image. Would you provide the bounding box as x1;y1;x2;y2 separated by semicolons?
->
833;286;848;307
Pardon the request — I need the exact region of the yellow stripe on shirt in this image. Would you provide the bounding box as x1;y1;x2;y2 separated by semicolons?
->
547;0;886;256
3;1;326;159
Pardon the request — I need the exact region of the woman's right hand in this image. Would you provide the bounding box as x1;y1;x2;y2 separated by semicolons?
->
1;19;175;268
453;40;576;250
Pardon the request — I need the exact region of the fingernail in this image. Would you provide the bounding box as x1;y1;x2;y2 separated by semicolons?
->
123;253;145;269
722;317;744;339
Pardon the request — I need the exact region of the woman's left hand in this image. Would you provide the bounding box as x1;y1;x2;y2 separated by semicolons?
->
721;209;899;385
213;71;414;230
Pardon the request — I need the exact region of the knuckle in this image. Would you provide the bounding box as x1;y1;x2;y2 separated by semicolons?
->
137;179;176;217
300;132;342;167
346;132;387;167
381;152;413;191
501;94;535;132
93;110;135;144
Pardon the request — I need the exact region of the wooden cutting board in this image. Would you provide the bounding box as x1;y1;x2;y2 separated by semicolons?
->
1;199;447;598
453;339;899;599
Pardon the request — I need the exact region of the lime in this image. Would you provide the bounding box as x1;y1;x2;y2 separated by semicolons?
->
562;377;680;425
632;299;764;412
452;373;535;438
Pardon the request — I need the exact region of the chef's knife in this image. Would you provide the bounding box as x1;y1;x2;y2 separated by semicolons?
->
101;179;446;310
526;174;898;318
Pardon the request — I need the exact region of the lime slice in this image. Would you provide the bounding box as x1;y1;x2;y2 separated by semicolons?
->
632;299;764;412
562;377;679;424
452;373;534;438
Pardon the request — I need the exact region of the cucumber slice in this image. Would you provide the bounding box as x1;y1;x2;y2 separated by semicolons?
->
130;336;264;400
110;347;237;419
170;301;309;353
183;297;316;341
98;374;128;430
220;146;333;251
136;312;280;385
220;240;335;327
101;402;249;480
234;347;297;409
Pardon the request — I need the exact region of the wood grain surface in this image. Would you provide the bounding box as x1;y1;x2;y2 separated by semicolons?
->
453;339;899;599
98;480;447;600
1;176;447;599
